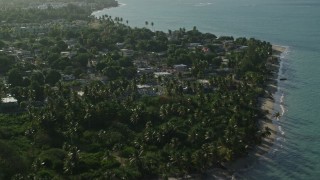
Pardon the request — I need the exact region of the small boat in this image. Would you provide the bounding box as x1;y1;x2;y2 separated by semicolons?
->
280;78;287;81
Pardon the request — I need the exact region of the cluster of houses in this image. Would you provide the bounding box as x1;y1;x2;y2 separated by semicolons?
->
128;36;250;97
0;20;88;37
0;47;35;64
0;20;252;111
25;2;98;10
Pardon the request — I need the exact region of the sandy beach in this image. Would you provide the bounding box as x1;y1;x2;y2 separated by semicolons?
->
232;45;286;171
202;45;287;179
272;45;287;55
168;45;287;180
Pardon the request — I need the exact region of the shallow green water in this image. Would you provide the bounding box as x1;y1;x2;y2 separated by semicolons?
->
93;0;320;179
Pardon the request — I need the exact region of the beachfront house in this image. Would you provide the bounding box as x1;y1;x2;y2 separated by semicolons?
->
121;49;134;57
188;43;202;50
137;67;154;74
1;96;18;112
173;64;188;72
137;84;157;96
154;72;172;78
116;42;125;48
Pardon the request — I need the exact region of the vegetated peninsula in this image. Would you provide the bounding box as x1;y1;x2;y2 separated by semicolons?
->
0;1;279;179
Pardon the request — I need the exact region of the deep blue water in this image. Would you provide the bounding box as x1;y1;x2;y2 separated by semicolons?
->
93;0;320;179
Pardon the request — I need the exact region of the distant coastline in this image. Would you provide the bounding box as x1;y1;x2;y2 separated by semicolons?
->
91;1;122;14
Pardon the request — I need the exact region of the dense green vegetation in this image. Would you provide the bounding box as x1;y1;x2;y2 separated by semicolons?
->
0;0;118;10
0;4;89;22
0;2;277;179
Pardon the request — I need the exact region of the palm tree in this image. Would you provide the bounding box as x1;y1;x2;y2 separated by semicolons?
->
193;26;197;32
273;112;281;119
263;126;272;137
63;146;80;175
129;150;144;173
130;111;139;124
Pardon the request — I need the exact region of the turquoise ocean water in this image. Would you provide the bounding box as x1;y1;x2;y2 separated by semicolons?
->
93;0;320;179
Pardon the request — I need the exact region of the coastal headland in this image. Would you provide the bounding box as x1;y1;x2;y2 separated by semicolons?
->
0;1;287;178
204;45;287;179
231;45;286;168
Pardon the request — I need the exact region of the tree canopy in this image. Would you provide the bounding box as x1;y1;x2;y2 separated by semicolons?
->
0;3;275;179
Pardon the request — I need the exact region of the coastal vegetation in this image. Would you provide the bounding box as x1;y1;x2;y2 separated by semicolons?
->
0;0;118;10
0;1;277;179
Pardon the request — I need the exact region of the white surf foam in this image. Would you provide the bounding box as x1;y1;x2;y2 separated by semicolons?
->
195;2;213;7
269;45;290;155
118;3;127;7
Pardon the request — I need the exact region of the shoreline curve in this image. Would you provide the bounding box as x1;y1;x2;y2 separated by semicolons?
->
205;45;289;179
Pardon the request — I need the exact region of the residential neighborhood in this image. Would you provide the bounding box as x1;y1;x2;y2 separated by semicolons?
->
0;0;276;179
